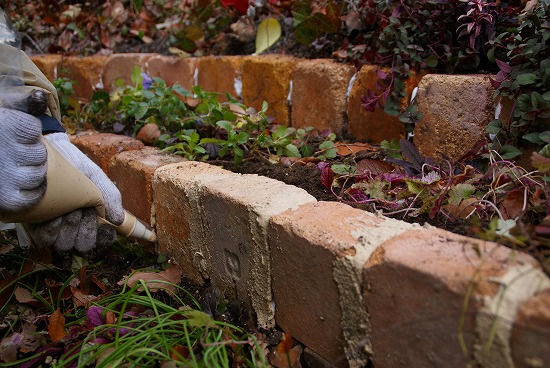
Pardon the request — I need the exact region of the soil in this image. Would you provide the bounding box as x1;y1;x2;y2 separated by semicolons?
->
220;158;476;237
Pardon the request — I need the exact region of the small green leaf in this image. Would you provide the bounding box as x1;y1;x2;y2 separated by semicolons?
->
284;144;301;157
523;132;544;144
516;73;537;85
130;66;143;86
255;18;282;54
487;119;502;135
500;145;522;159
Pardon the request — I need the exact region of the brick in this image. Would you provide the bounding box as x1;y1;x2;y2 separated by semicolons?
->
197;56;244;99
57;56;109;101
241;55;299;126
102;54;155;91
363;228;548;368
511;289;550;368
71;132;144;174
153;162;316;328
152;162;229;285
347;65;423;143
146;55;198;90
415;74;495;161
291;59;356;136
109;147;185;224
30;54;62;82
269;201;416;367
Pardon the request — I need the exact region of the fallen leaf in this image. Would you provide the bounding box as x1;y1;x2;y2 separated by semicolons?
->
14;287;38;304
117;265;182;293
105;310;117;325
0;243;14;254
270;344;303;368
48;309;66;341
335;142;376;156
71;286;98;307
255;18;282;54
356;158;394;176
499;189;525;220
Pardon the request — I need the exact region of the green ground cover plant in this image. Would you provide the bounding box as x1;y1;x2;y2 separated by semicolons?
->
0;234;269;367
64;67;337;166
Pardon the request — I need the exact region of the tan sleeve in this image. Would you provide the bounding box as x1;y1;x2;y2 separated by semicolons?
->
0;43;61;121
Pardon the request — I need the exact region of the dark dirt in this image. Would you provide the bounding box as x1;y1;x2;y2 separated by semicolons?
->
220;158;477;237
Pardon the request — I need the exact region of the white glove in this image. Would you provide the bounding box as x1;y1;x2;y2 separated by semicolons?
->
0;108;47;213
26;132;125;252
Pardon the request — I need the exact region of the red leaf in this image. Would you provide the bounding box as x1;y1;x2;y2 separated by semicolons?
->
320;165;334;189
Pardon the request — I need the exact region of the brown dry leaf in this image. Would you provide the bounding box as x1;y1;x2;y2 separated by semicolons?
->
0;243;14;254
71;286;98;307
48;309;66;341
335;142;376;156
499;189;525;220
14;287;37;304
356;158;394;176
269;345;303;368
442;197;479;220
105;310;117;325
117;265;183;293
0;324;43;362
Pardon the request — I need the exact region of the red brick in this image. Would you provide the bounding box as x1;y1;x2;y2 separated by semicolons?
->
269;201;416;367
511;289;550;368
241;55;299;126
364;228;544;368
347;65;423;143
109;147;185;223
152;162;229;285
153;162;316;328
57;56;109;101
30;54;62;82
415;74;495;161
71;132;144;174
102;54;155;91
291;59;356;136
146;55;198;90
197;56;244;99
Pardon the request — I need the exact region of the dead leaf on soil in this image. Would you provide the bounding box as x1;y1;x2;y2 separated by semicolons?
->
14;287;38;304
48;309;66;341
117;265;183;293
0;323;44;362
269;332;302;368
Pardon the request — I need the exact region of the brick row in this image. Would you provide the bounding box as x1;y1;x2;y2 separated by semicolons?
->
31;54;510;161
71;132;550;368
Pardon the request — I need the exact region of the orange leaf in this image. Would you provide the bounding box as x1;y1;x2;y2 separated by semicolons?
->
277;332;294;354
48;309;66;341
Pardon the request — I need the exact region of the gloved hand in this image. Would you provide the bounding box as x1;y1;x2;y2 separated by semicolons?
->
26;132;125;252
0;107;47;213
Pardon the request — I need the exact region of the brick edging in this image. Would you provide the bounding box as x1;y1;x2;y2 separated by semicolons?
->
72;132;550;368
36;52;549;368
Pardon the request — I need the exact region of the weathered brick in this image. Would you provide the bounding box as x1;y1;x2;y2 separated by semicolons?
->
30;54;62;82
364;228;548;368
291;59;356;136
102;54;155;91
71;132;144;174
197;56;244;99
269;201;417;367
347;65;423;143
109;147;185;223
510;288;550;368
153;161;316;328
56;56;109;100
241;55;299;126
152;162;228;285
146;55;198;90
415;74;495;161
